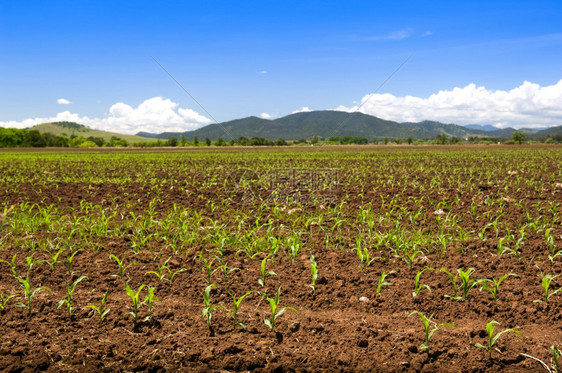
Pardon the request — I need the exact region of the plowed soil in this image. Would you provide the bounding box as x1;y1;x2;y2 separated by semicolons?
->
0;146;560;372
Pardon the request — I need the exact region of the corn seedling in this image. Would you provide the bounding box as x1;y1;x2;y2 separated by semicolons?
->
226;290;255;329
15;275;51;316
201;284;225;331
534;274;562;304
214;256;239;283
376;270;397;295
0;290;19;312
408;311;456;354
262;286;297;331
109;254;138;278
44;247;65;272
146;256;186;283
57;275;88;319
310;254;318;291
0;253;18;277
412;267;433;297
479;273;518;301
442;267;483;301
258;256;276;287
125;282;146;323
83;289;111;322
63;248;83;275
552;345;560;373
144;286;160;321
474;320;524;359
401;247;424;271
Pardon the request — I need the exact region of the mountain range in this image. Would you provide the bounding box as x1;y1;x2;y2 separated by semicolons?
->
136;110;559;141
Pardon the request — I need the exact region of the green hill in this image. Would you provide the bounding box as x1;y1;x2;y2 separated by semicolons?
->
30;122;154;143
139;111;507;141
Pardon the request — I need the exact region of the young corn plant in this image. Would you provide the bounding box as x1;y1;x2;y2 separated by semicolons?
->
401;247;424;271
412;268;433;297
534;274;562;304
15;275;51;316
376;270;397;295
262;287;297;332
144;286;160;321
146;256;186;283
109;254;138;278
258;256;276;287
57;275;89;319
225;290;255;329
63;248;83;276
83;289;111;322
408;311;456;354
310;254;318;292
442;267;483;301
479;273;518;301
0;290;19;313
475;320;524;359
125;282;146;324
202;284;225;333
552;345;560;373
214;256;239;283
44;247;65;272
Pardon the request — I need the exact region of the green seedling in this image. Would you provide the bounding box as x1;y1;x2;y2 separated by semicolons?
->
442;267;483;301
479;273;518;301
125;282;146;323
376;270;397;295
409;311;456;354
63;248;83;275
44;247;65;272
201;257;218;284
402;247;424;271
475;320;524;359
552;345;560;373
534;274;562;304
57;275;88;319
0;253;18;277
83;289;111;322
109;254;138;278
226;290;256;329
262;286;297;331
310;254;318;291
214;256;239;283
144;286;160;321
15;276;51;316
201;284;225;330
146;256;186;283
413;268;433;297
0;290;19;312
258;256;276;287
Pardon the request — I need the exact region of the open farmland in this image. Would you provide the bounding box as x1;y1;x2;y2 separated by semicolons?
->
0;145;561;372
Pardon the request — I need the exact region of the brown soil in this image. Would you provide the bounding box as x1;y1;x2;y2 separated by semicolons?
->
0;146;560;372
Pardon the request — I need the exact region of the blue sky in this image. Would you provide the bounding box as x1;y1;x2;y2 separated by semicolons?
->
2;1;562;133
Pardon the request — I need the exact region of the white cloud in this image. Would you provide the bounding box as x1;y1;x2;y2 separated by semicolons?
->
0;97;212;134
335;80;562;129
291;107;312;114
368;28;414;41
260;112;271;119
259;70;268;74
57;98;71;105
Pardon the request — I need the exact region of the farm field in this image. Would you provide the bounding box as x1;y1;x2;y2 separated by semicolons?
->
0;145;561;372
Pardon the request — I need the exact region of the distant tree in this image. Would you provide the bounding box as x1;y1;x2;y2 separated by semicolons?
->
372;137;377;144
216;137;224;146
311;135;319;144
167;137;178;147
407;137;413;144
205;137;211;146
512;131;525;144
435;134;447;145
275;138;287;146
24;130;46;147
87;136;105;147
193;136;199;146
384;137;389;145
180;135;186;146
